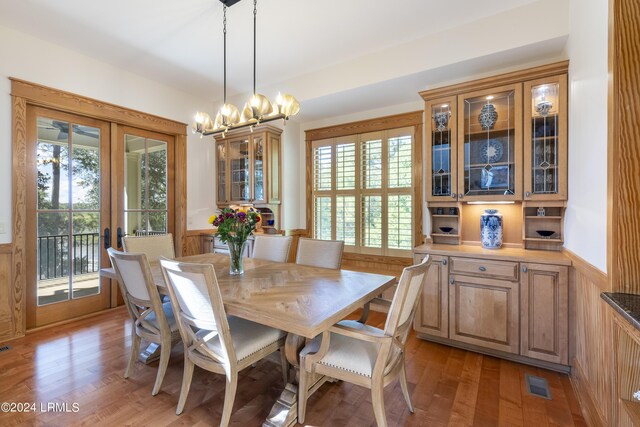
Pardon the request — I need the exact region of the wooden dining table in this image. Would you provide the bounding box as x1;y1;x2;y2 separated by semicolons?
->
100;253;396;427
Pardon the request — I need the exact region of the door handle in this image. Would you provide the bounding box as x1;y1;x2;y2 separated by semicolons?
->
103;228;111;249
117;227;124;249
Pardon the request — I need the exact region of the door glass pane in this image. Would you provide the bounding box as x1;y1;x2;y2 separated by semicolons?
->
37;212;70;305
37;118;70;210
254;137;264;201
336;142;356;190
229;139;249;201
463;90;516;197
124;133;169;238
125;211;146;236
72;212;100;298
147;139;167;209
124;135;146;210
71;124;100;210
388;135;412;188
531;83;560;194
388;194;412;250
431;104;452;196
148;211;167;235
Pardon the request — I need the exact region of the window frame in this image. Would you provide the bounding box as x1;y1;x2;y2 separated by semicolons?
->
306;112;423;258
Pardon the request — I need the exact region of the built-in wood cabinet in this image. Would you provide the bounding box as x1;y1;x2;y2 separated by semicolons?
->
215;125;282;206
414;253;448;338
421;62;569;250
520;262;568;364
449;273;520;354
413;244;571;370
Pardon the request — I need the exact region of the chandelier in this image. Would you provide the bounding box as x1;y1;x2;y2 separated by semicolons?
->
193;0;300;138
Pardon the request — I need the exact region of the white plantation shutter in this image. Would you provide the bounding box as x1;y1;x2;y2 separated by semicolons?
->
310;127;414;256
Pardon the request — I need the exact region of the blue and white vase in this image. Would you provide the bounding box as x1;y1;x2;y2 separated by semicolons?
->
480;209;503;249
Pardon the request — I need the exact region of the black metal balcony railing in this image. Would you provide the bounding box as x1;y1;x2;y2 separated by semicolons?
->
38;233;100;280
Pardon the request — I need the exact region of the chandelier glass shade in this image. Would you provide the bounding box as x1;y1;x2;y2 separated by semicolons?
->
193;0;299;138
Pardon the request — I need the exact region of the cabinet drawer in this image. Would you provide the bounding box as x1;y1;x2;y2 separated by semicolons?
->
450;257;518;281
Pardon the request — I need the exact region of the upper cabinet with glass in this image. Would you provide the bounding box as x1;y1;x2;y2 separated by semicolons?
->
426;96;457;202
420;62;568;203
524;75;568;200
458;84;522;201
215;125;281;206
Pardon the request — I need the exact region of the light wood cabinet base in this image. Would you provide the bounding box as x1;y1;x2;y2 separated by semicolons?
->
416;332;570;373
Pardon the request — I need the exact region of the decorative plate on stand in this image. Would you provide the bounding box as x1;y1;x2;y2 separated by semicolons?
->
479;139;504;163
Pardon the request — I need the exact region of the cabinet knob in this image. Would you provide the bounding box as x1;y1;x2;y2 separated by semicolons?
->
442;259;447;265
525;191;531;197
458;193;464;199
449;277;455;285
522;266;528;273
478;266;486;272
451;193;457;199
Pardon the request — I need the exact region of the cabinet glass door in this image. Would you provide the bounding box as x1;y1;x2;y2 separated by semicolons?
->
216;142;227;203
427;97;457;201
229;138;250;202
253;135;266;203
458;84;522;201
524;75;567;200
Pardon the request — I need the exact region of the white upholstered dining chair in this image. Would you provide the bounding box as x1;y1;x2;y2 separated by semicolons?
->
159;258;288;426
252;235;293;263
122;233;175;264
297;255;432;427
295;237;344;269
107;248;181;396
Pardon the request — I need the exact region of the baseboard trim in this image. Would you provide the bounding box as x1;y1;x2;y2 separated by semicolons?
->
570;358;607;427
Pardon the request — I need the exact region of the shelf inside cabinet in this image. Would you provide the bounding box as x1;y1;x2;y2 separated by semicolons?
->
432;214;459;218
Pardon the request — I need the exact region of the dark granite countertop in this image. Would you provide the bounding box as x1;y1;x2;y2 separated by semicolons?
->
601;292;640;331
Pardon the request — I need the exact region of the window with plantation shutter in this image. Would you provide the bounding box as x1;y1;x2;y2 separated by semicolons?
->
310;126;415;256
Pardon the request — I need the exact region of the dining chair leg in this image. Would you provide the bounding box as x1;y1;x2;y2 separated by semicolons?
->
279;347;289;385
371;382;388;427
152;341;171;396
220;373;238;427
124;331;141;379
297;363;310;424
399;362;414;413
176;356;195;415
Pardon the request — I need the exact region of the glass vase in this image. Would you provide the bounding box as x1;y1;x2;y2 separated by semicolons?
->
227;240;247;275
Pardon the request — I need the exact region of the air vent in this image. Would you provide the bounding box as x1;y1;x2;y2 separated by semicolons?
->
525;374;552;400
0;345;12;353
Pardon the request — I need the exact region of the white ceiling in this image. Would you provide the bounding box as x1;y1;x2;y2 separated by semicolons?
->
0;0;568;122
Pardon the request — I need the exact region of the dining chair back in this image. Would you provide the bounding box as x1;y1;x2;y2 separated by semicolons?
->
122;233;175;264
107;248;180;396
160;258;288;426
298;255;431;427
252;235;293;263
295;237;344;269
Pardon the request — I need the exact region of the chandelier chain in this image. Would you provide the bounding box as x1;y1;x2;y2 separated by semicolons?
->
253;0;257;95
223;5;227;103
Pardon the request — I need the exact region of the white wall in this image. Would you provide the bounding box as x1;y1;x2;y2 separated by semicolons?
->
564;0;608;272
0;24;217;244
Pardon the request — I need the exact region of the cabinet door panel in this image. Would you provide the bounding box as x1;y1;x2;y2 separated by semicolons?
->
449;274;519;353
520;263;568;364
415;254;448;337
426;96;458;202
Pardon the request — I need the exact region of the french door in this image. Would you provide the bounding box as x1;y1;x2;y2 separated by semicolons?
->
26;107;112;328
25;110;176;328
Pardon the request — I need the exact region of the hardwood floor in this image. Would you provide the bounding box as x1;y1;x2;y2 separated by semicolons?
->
0;307;585;426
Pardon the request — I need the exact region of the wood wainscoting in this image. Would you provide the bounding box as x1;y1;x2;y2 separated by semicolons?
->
0;244;14;342
564;249;613;426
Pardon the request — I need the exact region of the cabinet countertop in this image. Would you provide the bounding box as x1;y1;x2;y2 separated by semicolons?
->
601;292;640;333
413;243;571;266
